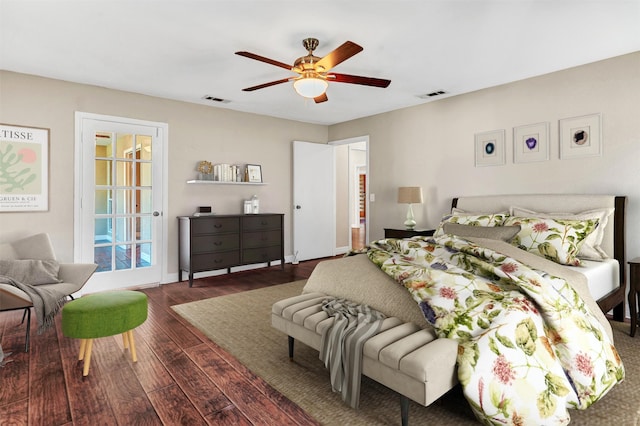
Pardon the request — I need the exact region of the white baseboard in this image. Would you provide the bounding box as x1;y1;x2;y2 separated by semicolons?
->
334;246;350;255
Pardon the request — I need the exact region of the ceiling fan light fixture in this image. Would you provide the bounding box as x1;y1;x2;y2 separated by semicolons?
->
293;76;328;99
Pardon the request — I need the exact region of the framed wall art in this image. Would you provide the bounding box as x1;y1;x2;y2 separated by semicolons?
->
474;129;505;167
246;164;263;183
0;123;49;212
559;113;601;159
513;122;549;163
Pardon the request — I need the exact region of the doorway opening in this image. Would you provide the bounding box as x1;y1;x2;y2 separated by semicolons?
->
330;136;369;253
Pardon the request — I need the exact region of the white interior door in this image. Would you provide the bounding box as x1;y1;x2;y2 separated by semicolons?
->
293;141;335;261
75;113;165;293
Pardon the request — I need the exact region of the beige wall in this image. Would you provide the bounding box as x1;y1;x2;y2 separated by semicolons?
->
0;71;327;279
2;51;639;284
329;51;640;267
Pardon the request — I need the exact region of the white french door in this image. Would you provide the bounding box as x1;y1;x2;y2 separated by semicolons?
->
75;113;166;293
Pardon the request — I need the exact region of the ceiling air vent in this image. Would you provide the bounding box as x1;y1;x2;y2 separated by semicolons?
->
202;95;231;104
417;91;447;99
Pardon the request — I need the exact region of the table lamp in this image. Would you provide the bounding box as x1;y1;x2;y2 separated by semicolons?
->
397;186;423;230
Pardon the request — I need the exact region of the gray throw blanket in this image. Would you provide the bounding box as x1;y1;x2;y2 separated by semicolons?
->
320;298;386;408
0;275;67;334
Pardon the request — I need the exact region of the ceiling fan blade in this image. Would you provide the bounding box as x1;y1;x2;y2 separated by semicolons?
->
242;77;293;91
328;73;391;88
314;93;328;103
315;41;363;72
235;51;293;71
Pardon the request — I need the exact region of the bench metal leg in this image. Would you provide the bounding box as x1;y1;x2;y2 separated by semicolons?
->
401;395;409;426
288;336;294;360
20;308;32;352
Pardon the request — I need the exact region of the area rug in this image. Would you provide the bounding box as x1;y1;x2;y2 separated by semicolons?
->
172;281;640;425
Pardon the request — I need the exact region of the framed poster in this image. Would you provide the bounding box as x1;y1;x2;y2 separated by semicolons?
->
0;123;49;212
513;122;549;163
559;113;601;159
474;129;505;167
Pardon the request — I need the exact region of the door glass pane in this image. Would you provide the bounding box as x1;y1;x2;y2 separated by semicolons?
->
138;189;152;214
138;216;152;241
137;243;152;268
95;160;112;185
116;161;131;186
115;189;133;214
94;246;112;272
115;134;132;159
91;127;156;276
95;132;113;158
115;217;132;243
95;190;112;214
138;163;152;186
115;244;132;270
94;218;111;244
138;135;152;160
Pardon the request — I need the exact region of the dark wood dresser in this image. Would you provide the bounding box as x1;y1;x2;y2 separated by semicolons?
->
178;214;284;287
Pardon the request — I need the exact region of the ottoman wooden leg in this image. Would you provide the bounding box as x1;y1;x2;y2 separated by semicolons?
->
83;339;94;376
128;330;137;362
122;332;130;349
78;339;87;361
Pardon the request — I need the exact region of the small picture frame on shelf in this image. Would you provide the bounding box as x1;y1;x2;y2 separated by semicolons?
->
246;164;262;183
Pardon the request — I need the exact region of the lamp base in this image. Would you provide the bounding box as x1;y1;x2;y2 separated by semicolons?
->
404;204;416;230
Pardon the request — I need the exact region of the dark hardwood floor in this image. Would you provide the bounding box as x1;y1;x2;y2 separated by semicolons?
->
0;259;331;425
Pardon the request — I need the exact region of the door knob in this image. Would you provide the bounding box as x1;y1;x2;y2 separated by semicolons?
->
153;211;160;216
295;205;302;209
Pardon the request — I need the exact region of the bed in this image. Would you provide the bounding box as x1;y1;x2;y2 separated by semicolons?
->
451;194;627;321
294;193;627;425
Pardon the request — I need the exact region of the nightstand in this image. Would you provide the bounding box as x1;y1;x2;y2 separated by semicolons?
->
384;228;434;239
628;258;640;337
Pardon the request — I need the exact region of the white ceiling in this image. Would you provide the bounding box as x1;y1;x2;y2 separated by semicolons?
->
1;1;639;125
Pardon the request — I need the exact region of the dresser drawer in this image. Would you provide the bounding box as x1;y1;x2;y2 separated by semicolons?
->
191;217;240;234
191;251;240;271
242;215;282;231
242;230;282;249
242;246;281;264
192;234;240;253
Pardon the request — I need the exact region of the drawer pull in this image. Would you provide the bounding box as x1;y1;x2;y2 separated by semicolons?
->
214;241;223;246
214;224;223;229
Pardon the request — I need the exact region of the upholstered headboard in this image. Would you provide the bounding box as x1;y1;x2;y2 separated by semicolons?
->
451;194;627;319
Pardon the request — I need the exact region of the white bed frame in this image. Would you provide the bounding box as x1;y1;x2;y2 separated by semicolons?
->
451;194;627;321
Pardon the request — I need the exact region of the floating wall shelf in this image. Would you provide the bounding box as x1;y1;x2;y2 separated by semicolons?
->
186;180;267;186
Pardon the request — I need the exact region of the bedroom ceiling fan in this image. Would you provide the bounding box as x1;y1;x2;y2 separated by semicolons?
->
235;38;391;103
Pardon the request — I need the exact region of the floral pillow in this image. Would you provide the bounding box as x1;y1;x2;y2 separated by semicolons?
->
504;216;599;266
434;212;509;237
510;206;613;260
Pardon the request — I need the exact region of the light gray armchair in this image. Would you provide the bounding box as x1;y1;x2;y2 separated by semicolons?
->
0;233;97;351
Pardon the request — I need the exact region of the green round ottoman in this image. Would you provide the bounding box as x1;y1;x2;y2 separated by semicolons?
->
62;290;148;376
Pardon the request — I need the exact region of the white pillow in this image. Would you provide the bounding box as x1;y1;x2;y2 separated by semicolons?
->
509;206;613;260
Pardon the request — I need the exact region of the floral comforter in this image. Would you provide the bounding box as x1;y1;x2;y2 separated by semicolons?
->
367;235;624;425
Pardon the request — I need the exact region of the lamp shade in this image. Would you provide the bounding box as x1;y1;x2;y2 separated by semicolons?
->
293;77;328;98
397;187;423;204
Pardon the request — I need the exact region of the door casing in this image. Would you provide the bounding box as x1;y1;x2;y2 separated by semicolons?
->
74;112;169;293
